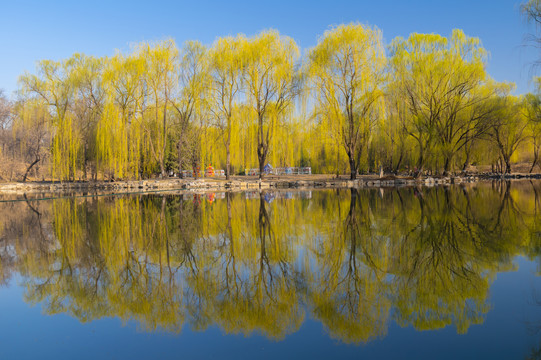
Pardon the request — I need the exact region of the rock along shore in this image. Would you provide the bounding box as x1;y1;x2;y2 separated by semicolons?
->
0;173;529;195
0;174;541;194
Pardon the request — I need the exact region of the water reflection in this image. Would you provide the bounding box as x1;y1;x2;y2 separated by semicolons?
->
0;182;540;343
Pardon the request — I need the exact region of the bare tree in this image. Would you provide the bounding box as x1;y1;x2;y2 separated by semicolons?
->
13;99;50;182
0;90;12;156
487;96;528;174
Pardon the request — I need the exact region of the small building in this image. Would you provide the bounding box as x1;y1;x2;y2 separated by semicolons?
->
263;164;273;174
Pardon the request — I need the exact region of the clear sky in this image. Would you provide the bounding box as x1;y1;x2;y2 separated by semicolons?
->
0;0;537;96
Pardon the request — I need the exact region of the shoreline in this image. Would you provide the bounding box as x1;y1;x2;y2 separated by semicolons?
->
0;173;539;195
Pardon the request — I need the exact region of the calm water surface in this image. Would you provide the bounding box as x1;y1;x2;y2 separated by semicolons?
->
1;181;541;359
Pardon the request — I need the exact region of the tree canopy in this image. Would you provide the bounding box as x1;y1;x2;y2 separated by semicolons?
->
1;24;539;181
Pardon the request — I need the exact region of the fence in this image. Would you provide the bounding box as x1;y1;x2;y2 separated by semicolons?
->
245;168;260;176
181;167;312;178
180;169;226;178
244;167;311;176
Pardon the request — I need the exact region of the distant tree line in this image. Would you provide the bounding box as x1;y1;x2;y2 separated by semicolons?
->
1;21;541;181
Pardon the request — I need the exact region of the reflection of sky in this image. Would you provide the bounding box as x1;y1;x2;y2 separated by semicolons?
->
1;185;541;359
1;257;541;359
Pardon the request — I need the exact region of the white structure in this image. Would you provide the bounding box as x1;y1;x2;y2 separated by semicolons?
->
245;167;311;175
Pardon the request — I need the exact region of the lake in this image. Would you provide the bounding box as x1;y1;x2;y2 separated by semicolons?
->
1;181;541;359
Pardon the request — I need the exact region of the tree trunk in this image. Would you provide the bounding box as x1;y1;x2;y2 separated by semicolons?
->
257;144;266;180
504;156;511;174
462;151;471;172
161;98;168;179
177;141;184;179
443;156;451;176
160;162;166;179
415;142;425;178
393;151;403;174
193;160;199;180
226;147;231;180
83;146;88;181
22;156;40;183
348;154;357;180
226;123;231;180
530;149;539;173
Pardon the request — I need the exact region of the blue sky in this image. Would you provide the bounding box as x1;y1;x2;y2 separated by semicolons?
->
0;0;537;96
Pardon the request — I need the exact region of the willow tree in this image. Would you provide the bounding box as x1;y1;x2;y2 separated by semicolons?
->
171;41;207;177
207;36;244;180
71;54;104;180
20;58;81;181
487;95;528;174
99;52;146;180
0;90;12;158
139;39;179;178
243;30;300;179
12;99;50;182
390;30;498;175
380;76;413;173
307;23;386;179
524;79;541;173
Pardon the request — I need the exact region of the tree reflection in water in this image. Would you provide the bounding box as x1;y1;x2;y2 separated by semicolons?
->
0;182;540;343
